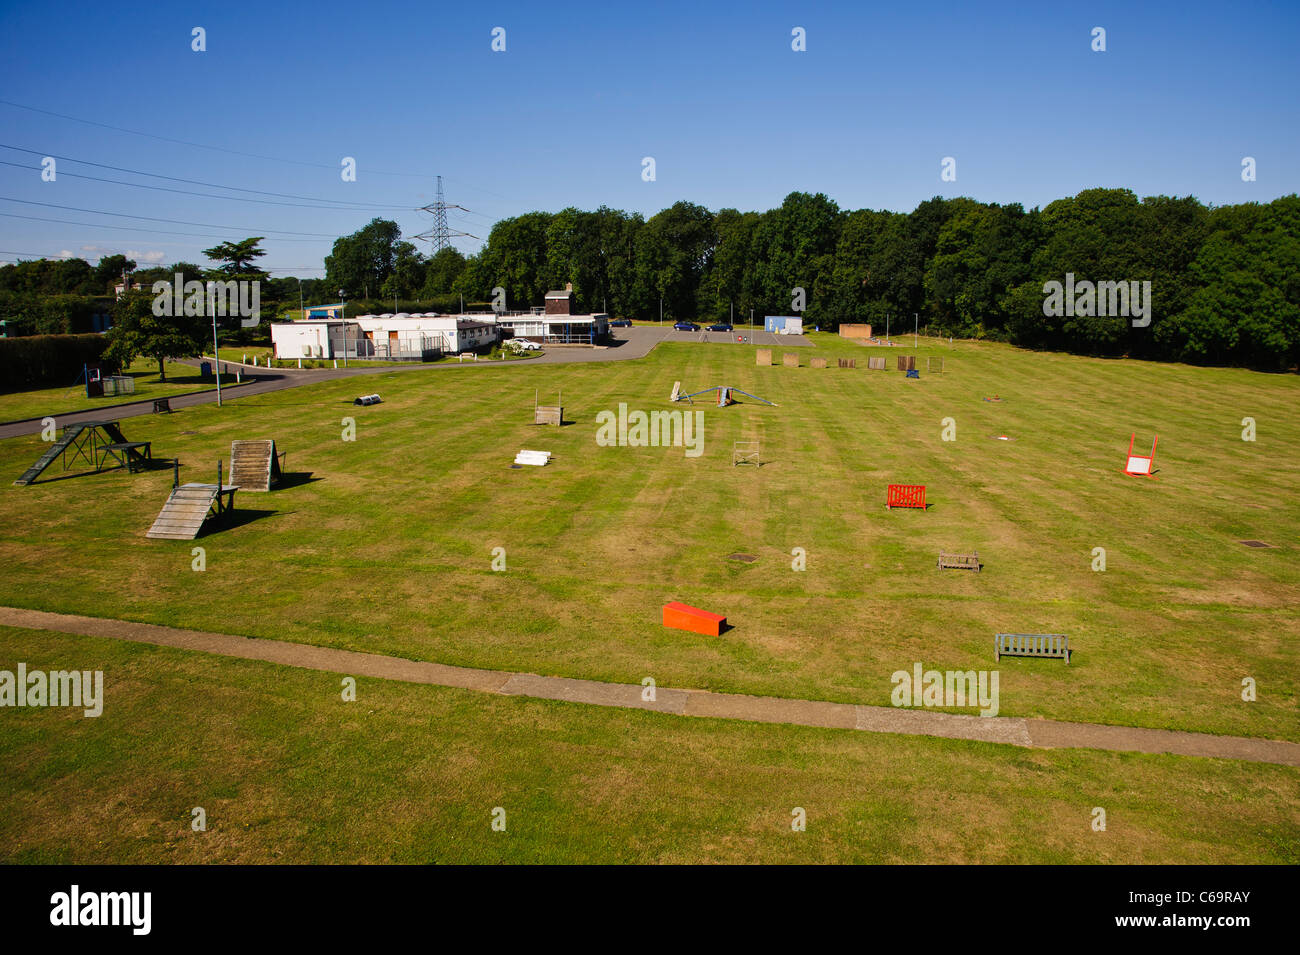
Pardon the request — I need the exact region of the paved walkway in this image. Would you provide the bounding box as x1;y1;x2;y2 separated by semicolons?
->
0;328;672;439
3;606;1296;767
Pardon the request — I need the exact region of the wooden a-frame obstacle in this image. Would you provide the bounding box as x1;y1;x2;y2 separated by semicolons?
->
229;439;284;492
533;390;563;425
1122;433;1158;477
672;385;777;407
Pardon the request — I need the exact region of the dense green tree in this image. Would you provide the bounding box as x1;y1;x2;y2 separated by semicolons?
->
104;289;207;381
201;238;267;277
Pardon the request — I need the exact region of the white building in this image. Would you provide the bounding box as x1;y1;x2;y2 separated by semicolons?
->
270;313;498;360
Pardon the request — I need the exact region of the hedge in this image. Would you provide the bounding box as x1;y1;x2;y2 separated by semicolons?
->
0;334;116;393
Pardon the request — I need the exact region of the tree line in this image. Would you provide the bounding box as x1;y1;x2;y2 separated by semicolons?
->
325;188;1299;369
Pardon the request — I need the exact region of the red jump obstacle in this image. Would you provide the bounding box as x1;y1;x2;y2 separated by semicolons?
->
886;484;927;509
1122;433;1158;478
662;601;727;636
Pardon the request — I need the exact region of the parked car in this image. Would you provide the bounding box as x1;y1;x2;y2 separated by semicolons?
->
504;338;542;351
609;317;633;327
708;323;733;332
673;322;701;331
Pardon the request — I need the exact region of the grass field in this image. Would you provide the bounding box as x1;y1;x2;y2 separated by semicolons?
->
1;333;1297;862
2;333;1295;733
0;359;230;422
1;626;1295;864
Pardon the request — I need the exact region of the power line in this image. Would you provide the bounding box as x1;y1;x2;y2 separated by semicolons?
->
0;210;327;241
0;99;528;201
0;145;414;210
0;196;341;237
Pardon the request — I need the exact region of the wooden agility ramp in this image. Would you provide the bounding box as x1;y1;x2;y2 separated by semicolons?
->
230;439;282;491
146;483;237;540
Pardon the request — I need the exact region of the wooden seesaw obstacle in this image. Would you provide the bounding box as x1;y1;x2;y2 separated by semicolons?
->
672;385;777;407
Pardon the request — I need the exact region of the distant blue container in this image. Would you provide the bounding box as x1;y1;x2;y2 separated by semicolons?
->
200;361;212;376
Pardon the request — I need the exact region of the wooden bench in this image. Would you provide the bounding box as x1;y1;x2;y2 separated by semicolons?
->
938;551;980;572
995;633;1069;664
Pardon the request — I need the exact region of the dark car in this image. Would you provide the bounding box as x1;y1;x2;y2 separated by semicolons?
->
673;322;700;331
708;323;733;332
609;317;632;327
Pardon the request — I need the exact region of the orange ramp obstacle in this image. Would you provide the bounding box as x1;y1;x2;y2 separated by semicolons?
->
662;601;727;636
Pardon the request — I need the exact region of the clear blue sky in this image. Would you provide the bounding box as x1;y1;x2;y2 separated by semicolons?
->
1;0;1296;275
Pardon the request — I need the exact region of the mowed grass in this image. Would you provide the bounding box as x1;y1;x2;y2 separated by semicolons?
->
0;334;1297;739
0;359;233;422
0;627;1295;864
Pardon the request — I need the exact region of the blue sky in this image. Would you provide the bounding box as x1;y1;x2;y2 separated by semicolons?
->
0;0;1296;275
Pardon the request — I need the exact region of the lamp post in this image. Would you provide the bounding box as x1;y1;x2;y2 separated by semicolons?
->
340;290;347;367
207;280;222;407
296;277;304;319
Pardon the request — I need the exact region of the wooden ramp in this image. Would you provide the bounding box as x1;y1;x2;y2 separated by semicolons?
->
229;439;281;492
146;483;234;540
14;423;92;485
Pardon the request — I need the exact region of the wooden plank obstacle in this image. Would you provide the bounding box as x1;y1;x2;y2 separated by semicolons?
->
938;551;980;572
927;357;944;374
886;484;927;509
868;357;887;370
995;633;1069;664
897;355;916;371
782;353;799;368
146;461;237;540
755;349;772;366
838;358;857;369
230;439;283;492
810;357;827;369
663;601;726;637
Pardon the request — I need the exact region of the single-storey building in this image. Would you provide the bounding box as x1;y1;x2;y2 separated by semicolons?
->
270;313;497;360
499;283;608;344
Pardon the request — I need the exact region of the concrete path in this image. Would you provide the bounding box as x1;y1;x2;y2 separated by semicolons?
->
3;606;1297;767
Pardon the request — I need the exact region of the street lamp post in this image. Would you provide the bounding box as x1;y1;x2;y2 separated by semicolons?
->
340;290;347;367
297;278;304;319
207;281;221;407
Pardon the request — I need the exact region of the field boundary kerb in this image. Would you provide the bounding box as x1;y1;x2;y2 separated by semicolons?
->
3;606;1297;768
